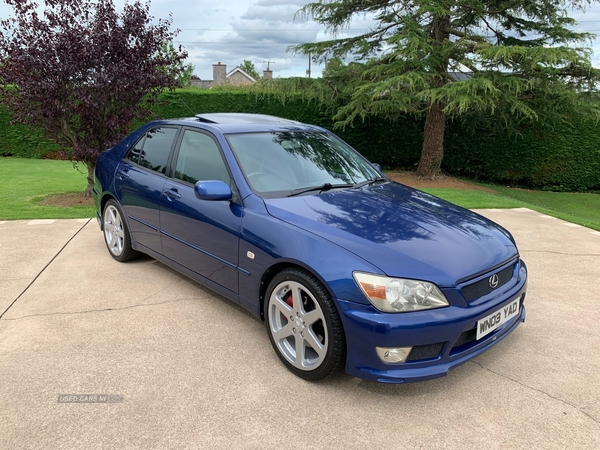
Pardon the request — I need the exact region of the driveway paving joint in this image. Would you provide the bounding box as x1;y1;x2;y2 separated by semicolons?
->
1;297;199;322
470;360;600;425
0;219;91;320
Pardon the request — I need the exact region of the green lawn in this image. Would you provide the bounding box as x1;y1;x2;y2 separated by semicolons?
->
419;185;600;231
485;185;600;230
1;158;599;232
0;158;94;219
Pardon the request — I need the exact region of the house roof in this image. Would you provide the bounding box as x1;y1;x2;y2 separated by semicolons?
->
226;67;257;82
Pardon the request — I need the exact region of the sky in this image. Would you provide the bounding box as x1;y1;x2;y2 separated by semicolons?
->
2;0;600;80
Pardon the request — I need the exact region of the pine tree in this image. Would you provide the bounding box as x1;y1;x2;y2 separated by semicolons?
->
293;0;600;177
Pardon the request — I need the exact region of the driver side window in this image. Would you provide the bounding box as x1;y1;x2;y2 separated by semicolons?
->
174;130;230;185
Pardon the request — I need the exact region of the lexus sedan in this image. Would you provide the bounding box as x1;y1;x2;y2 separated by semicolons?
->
93;113;527;383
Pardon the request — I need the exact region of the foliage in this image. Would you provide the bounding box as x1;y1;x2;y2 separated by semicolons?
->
0;0;187;195
0;102;63;157
160;41;195;87
443;117;600;191
3;88;600;191
239;60;261;80
292;0;600;177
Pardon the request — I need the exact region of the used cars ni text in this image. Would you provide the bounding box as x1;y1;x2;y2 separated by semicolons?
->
93;113;527;383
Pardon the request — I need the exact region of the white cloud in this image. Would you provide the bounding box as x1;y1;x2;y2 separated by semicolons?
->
240;5;305;22
1;0;600;79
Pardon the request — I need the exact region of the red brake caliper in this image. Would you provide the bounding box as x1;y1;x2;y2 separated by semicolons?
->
284;292;293;308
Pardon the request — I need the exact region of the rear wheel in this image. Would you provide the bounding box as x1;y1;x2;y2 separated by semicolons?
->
265;268;345;381
103;199;138;262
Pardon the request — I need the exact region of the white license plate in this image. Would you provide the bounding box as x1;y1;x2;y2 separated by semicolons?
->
476;297;521;340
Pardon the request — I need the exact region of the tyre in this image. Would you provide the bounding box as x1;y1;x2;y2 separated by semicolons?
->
265;268;345;381
102;199;139;262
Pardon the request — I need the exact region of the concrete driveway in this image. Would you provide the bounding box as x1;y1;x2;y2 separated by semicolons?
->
0;209;599;449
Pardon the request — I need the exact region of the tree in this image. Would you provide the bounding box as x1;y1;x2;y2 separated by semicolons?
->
0;0;188;195
293;0;600;178
239;60;261;80
160;41;195;87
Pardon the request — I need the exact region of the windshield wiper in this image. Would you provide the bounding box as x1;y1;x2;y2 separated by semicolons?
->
287;183;354;197
353;177;388;189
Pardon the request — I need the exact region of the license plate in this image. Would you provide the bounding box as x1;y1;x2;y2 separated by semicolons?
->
476;297;521;340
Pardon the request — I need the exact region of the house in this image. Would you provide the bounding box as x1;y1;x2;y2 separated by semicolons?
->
191;62;273;88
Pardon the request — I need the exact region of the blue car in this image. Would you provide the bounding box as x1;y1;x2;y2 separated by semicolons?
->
93;113;526;383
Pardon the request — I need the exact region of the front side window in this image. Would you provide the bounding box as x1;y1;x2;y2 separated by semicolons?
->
134;127;178;174
174;130;230;184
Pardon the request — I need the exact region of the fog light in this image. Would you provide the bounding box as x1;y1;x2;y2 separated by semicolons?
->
376;346;412;364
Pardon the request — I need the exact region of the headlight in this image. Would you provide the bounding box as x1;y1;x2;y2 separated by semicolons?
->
353;272;449;313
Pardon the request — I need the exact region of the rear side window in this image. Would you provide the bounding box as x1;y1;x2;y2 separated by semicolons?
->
129;127;178;174
174;130;230;184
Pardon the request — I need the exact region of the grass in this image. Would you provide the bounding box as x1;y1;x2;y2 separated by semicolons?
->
0;158;94;220
1;158;599;232
484;185;600;231
419;188;526;209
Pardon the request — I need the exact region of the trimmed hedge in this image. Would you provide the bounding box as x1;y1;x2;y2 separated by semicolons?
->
0;104;63;158
1;88;599;191
444;119;600;191
151;89;424;168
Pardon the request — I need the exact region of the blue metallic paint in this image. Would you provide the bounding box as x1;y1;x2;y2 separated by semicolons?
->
160;178;242;294
194;180;233;201
263;183;517;288
337;262;527;382
114;161;166;254
93;116;527;383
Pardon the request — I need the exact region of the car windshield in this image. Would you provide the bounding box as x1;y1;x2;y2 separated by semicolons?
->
226;131;381;198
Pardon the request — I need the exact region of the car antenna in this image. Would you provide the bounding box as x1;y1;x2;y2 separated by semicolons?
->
178;97;196;117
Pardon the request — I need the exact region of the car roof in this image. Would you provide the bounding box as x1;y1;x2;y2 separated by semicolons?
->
160;113;324;134
194;113;300;125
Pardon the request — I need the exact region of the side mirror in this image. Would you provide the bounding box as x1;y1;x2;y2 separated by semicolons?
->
371;163;382;172
194;180;232;201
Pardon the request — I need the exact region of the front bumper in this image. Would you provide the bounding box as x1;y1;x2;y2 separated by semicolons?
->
336;264;527;383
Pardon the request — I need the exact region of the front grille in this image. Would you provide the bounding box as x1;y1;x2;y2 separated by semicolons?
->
461;264;515;302
407;343;445;361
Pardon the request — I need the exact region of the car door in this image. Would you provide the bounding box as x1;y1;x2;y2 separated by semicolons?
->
114;126;179;254
159;128;242;295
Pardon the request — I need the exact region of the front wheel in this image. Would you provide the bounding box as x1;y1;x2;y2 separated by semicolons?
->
265;268;345;381
103;199;139;262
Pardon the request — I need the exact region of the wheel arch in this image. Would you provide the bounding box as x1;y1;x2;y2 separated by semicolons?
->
99;192;118;224
258;261;335;322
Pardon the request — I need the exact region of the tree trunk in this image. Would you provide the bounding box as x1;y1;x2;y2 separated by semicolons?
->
83;161;95;197
415;100;446;178
415;12;450;179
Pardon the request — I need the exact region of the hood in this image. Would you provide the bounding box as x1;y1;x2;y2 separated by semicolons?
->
263;182;517;287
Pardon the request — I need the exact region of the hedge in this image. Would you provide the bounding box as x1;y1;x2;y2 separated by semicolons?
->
443;118;600;191
0;104;63;158
151;89;424;168
1;88;599;191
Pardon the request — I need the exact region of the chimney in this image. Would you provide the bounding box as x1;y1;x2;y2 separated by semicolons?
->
213;62;226;86
263;68;273;80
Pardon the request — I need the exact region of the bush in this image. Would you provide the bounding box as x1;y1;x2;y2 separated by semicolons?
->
0;104;63;158
148;89;424;168
2;87;599;191
444;118;600;191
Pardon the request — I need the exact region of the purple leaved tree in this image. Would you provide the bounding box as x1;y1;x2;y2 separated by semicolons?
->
0;0;187;196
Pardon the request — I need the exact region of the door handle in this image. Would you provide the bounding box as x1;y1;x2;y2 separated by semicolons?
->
116;169;130;180
163;188;181;200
